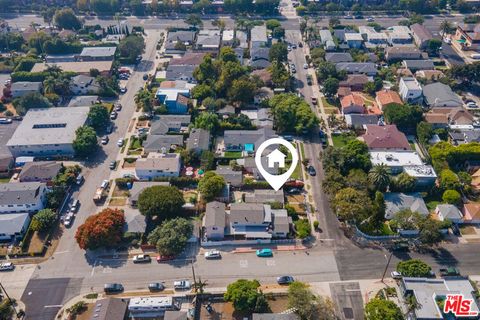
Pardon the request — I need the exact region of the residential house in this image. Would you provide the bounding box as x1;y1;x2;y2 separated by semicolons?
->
370;151;423;173
319;30;335;50
336;63;377;76
7;107;90;157
222;29;234;46
0;182;47;213
325;52;353;63
0;121;18;178
463;202;480;223
156;81;193;114
402;59;435;72
400;277;480;320
165;31;196;53
344;33;363;48
397;68;414;78
214;166;243;187
455;23;480;49
244;189;284;205
234;47;244;65
339;74;370;91
18;161;62;184
78;47;116;61
415;70;445;82
123;209;147;234
103;34;125;44
450;130;480;145
135;153;181;180
0;212;31;242
384;192;429;220
150;115;191;135
203;201;226;240
143;135;184;153
89;298;128;320
424;113;449;128
423;82;463;108
426;107;474;129
254;87;274;105
166;52;206;83
252;69;272;87
241;108;273;128
410;23;433;49
196;29;221;52
10;81;42;98
251;25;268;48
385;47;423;62
70;75;100;95
386;29;412;45
435;204;463;223
236;30;248;49
403;165;437;188
128;181;170;207
67;95;99;107
333;29;346;42
362;125;411;151
186;128;210;154
45;54;76;63
375;89;402;111
340;93;366;115
250;47;270;69
345;114;380;129
398;77;422;103
128;297;180;319
164;311;188;320
32;61;113;76
223;128;277;153
359;26;388;47
337;87;352;98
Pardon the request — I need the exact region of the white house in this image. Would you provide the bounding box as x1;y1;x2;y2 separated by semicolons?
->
128;297;179;318
135;153;181;180
0;182;47;213
399;77;422;103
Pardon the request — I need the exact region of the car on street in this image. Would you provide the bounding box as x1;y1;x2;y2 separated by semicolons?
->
303;63;308;69
115;104;122;112
298;42;303;47
122;173;136;179
117;138;124;147
307;165;316;176
173;280;191;290
287;45;292;51
366;17;374;22
0;118;12;124
110;111;117;120
148;282;165;292
109;161;117;170
0;262;14;271
76;174;84;185
106;123;114;134
466;101;477;108
11;116;22;121
70;199;79;213
292;44;297;49
133;254;151;263
63;213;74;227
104;283;124;293
101;136;109;145
156;255;175;263
256;248;273;257
100;180;109;189
120;87;127;94
287;188;301;194
306;74;312;85
143;73;148;80
391;271;402;279
204;250;221;259
277;276;294;285
311;97;318;105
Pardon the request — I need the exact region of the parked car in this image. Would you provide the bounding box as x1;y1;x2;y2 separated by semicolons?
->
133;254;151;263
298;42;303;47
303;63;308;69
0;262;14;271
106;123;114;134
173;280;191;290
143;73;148;80
64;213;74;227
109;161;117;170
0;118;12;124
148;282;165;292
156;255;175;263
101;136;109;145
256;248;273;257
70;199;79;213
287;188;301;194
277;276;294;285
307;165;317;176
292;44;297;49
100;180;109;189
391;271;402;279
440;267;460;277
122;173;136;179
204;250;221;259
120;87;127;94
104;283;124;293
311;97;318;105
466;101;477;108
110;111;117;120
76;174;84;185
117;138;124;147
115;104;122;112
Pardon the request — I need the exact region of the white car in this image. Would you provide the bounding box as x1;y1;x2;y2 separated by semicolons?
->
133;254;151;263
204;250;221;259
303;63;308;69
466;101;478;108
63;213;74;227
173;280;191;290
0;262;14;271
100;180;109;189
117;138;124;147
391;271;402;279
0;118;12;124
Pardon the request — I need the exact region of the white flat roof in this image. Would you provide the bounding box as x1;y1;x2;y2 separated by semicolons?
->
345;33;363;41
404;165;437;178
370;151;423;167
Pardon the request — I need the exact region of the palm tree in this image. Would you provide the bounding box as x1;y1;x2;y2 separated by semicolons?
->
439;20;453;38
43;77;56;94
45;65;62;76
368;164;391;192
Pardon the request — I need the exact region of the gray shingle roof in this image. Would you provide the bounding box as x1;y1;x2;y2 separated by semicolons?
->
244;189;284;204
89;298;128;320
224;128;277;151
143;135;184;153
18;161;62;182
336;62;377;75
205;201;226;227
325;52;353;63
436;204;463;220
67;95;99;107
150;115;191;135
11;81;42;92
214;166;243;186
384;192;429;219
403;59;435;71
186;128;210;152
0;182;45;206
0;212;29;236
229;203;265;224
80;46;116;58
423;82;463;107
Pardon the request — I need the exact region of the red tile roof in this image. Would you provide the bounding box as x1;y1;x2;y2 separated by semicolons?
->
341;93;365;109
376;90;402;109
362;125;411;150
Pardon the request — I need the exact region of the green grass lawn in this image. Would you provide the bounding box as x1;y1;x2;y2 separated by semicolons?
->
299;142;306;160
0;177;10;183
224;151;242;159
321;97;339;109
331;134;350;147
291;162;302;180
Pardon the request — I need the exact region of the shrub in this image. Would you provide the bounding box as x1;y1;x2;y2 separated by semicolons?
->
294;219;311;239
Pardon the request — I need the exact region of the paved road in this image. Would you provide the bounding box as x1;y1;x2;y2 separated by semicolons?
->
330;282;364;320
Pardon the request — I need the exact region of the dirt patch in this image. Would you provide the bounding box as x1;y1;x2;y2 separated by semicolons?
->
109;198;127;206
26;231;47;253
183;190;198;203
122;159;137;168
136;120;149;127
1;103;17;116
112;186;130;197
71;303;95;320
287;194;304;203
461;226;478;235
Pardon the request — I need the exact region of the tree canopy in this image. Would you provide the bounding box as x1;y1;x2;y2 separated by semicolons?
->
397;259;432;277
54;8;82;30
269;42;288;62
383;103;423;132
75;208;125;250
88;105;110;131
224;279;266;312
198;171;226;201
13;92;52;115
137;185;185;218
73;126;98;158
288;281;336;320
364;298;404;320
147;217;193;255
118;35;144;63
31;209;57;232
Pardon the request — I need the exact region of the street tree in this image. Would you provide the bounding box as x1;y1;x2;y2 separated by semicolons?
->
73;126;98;158
419;218;444;245
147;218;193;255
269;42;288;62
364;298;404;320
224;279;263;312
332;188;372;222
390;209;423;231
118;35;144;63
31;209;57;232
184;14;203;29
265;19;281;30
75;208;125;250
322;77;339;98
138;185;185;218
88;105;110;131
198;171;226;201
397;259;432;277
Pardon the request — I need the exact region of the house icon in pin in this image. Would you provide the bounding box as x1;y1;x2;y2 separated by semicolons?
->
266;149;286;168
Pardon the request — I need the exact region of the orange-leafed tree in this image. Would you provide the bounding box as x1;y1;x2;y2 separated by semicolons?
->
75;208;125;250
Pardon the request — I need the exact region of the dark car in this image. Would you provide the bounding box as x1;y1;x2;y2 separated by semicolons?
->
277;276;294;285
143;74;148;80
148;282;165;292
104;283;123;293
109;161;117;170
106;123;114;134
440;267;460;277
307;165;316;176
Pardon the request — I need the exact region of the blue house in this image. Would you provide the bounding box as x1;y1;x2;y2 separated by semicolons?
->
156;81;192;114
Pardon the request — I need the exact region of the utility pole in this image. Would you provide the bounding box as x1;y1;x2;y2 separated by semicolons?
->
0;281;20;318
191;259;197;292
381;251;393;283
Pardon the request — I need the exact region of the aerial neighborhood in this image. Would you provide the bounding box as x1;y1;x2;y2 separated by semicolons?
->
0;0;480;319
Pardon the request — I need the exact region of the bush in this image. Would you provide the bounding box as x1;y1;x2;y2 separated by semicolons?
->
397;259;431;277
442;189;462;205
313;220;319;230
115;177;134;189
294;219;311;239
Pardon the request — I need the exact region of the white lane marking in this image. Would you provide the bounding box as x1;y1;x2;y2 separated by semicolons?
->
44;305;63;308
90;260;98;277
266;260;276;267
240;260;248;268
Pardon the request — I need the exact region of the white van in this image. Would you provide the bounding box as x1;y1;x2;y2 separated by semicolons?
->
471;54;480;60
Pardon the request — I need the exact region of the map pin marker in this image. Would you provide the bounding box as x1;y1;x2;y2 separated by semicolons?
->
255;138;299;191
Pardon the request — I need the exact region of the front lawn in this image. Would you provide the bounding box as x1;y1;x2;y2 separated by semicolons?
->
223;151;242;159
331;134;352;147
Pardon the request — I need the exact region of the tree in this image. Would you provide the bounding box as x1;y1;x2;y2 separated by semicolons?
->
198;171;226;201
368;165;390;192
426;38;442;56
194;112;220;132
12;92;52;115
272;26;285;39
364;298;404;320
269;42;288;62
440;20;453;37
147;218;193;255
269;60;289;87
77;0;89;11
118;35;144;63
417;121;434;145
288;281;336;320
268;94;319;135
184;14;203;29
390;209;423;230
31;209;57;232
73;126;98;158
397;259;432;277
88;105;110;130
328;17;340;28
200;150;215;170
294;219;311;238
383;103;423;131
138;185;185;218
54;8;82;30
390;172;417;192
322;77;339;98
438;169;461;191
75;208;124;250
332;188;372;222
418;218;444;245
91;0;119;14
254;293;272;313
266;19;281;30
442;189;462;205
192;83;215;101
228;77;256;104
224;279;262;312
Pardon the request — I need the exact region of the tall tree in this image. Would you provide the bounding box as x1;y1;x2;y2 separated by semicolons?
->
184;14;203;29
147;218;193;255
72;126;98;157
75;208;125;250
138;185;185;218
54;8;82;30
368;164;390;192
365;298;404;320
198;171;226;201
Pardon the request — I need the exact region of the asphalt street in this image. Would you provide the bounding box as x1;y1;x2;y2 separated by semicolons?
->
330;282;364;320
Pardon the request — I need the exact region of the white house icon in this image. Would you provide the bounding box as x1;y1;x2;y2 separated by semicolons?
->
266;149;286;168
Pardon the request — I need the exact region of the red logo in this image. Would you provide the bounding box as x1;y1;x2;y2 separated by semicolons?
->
443;294;479;317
